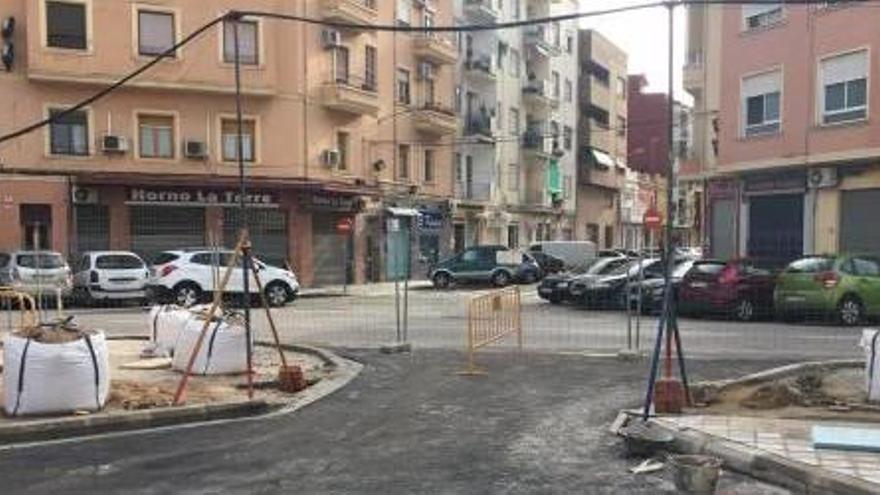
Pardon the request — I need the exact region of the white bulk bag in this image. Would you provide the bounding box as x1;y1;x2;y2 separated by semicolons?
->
148;305;200;355
3;332;110;416
861;329;880;403
171;316;249;375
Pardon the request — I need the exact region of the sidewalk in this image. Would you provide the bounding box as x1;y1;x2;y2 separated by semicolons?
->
298;280;434;298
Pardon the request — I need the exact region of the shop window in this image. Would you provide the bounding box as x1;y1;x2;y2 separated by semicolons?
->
223;19;258;65
138;114;175;159
138;10;176;57
20;204;52;250
49;108;89;156
221;118;256;162
45;1;87;50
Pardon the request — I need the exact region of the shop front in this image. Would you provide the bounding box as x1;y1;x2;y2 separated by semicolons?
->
299;192;362;287
742;171;806;265
706;179;738;261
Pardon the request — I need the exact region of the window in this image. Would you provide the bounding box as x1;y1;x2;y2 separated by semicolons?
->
398;144;410;179
364;46;377;91
96;255;144;270
564;79;573;103
743;3;783;30
820;50;868;124
221;118;256;162
508;224;519;249
19;205;53;250
511;0;520;20
552;71;561;99
396;0;412;26
786;257;833;274
508;163;519;190
617;116;627;137
853;257;880;277
49;108;89;155
46;1;87;49
223;20;258;65
454;153;462;183
455;86;462;114
337;131;349;171
563;126;573;150
138;114;174;159
509;108;519;135
563;175;572;199
586;60;610;86
138;10;175;56
424;76;436;106
423;149;435;183
742;70;781;137
334;46;350;83
586;224;599;244
550;121;560;139
509;49;520;77
397;69;411;105
587;104;610;127
497;42;507;73
617;76;627;98
604;226;614;249
552;22;561;47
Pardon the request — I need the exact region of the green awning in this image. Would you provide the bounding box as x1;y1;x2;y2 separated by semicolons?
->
547;159;562;194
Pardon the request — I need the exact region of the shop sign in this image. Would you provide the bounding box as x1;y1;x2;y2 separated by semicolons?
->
303;193;359;212
708;179;737;199
744;172;806;194
127;188;277;207
418;210;444;231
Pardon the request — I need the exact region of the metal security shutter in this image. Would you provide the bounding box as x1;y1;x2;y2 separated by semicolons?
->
710;199;736;260
312;213;348;286
223;208;288;267
841;189;880;255
748;194;804;265
74;205;109;256
130;206;205;263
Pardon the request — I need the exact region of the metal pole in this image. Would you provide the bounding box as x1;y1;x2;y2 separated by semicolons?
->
661;1;677;383
232;15;254;399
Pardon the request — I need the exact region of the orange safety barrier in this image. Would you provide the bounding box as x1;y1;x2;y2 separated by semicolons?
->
0;288;38;330
460;286;523;375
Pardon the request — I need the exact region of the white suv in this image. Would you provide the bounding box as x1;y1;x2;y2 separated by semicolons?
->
148;249;300;307
72;251;149;305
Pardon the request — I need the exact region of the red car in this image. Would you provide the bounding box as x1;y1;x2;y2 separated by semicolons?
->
678;259;779;321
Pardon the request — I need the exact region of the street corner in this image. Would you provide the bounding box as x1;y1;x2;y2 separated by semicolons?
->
0;334;362;447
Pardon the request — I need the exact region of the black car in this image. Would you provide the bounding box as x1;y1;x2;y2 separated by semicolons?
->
570;258;665;309
530;251;566;275
538;256;631;304
626;259;697;314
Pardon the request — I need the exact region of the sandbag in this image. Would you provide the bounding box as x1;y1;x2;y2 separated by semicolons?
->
148;305;201;355
861;329;880;403
3;332;110;416
171;316;249;375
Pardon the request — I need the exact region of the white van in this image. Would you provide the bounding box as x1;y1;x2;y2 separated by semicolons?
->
528;241;597;270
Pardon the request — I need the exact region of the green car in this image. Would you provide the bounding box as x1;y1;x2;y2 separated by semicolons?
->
774;255;880;325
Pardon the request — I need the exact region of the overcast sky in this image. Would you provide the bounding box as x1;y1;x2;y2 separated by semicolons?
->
578;0;689;102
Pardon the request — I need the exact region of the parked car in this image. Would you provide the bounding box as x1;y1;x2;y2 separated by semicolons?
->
626;258;698;314
678;259;779;321
538;256;631;304
429;245;541;289
530;251;566;275
72;251;150;306
571;258;665;309
774;255;880;326
528;241;597;271
0;250;72;301
148;249;300;307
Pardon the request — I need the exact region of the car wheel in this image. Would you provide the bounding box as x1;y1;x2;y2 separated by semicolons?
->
433;272;452;289
838;296;864;327
492;271;511;288
733;299;755;322
265;282;291;308
173;283;202;308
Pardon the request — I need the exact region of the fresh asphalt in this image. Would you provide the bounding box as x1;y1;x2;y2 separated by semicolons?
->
1;350;791;494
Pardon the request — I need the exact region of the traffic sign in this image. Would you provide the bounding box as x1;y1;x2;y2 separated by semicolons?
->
643;208;662;230
336;217;353;233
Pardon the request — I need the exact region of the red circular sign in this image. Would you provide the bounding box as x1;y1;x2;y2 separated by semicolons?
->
336;217;353;233
643;208;662;229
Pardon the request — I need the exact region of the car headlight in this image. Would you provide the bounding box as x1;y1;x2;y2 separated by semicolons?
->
591;282;611;290
556;282;569;289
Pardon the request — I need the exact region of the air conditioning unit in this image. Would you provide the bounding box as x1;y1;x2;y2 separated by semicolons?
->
101;135;128;153
184;140;208;159
321;29;342;49
322;149;340;167
71;186;98;205
808;167;838;189
418;62;435;80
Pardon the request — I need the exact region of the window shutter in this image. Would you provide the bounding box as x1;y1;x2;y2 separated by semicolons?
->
743;3;781;18
821;50;868;86
742;70;781;98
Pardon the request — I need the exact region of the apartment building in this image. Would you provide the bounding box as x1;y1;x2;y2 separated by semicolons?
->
0;0;457;286
576;29;627;249
452;0;578;250
685;2;880;262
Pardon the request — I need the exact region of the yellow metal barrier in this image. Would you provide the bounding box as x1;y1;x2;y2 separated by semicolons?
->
460;286;523;375
0;288;39;331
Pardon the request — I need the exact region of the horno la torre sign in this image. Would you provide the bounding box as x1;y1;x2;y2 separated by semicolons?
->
127;188;278;207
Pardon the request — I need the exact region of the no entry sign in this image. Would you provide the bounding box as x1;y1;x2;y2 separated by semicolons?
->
336;217;353;233
643;208;662;230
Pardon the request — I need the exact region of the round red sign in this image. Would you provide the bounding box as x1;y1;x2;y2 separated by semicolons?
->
336;217;353;233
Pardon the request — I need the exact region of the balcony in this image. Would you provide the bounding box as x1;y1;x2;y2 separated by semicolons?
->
683;50;705;93
464;0;500;24
524;26;561;58
522;128;559;160
414;103;459;136
464;112;494;143
464;52;497;84
522;79;559;114
319;75;379;116
413;34;458;66
456;180;492;202
320;0;378;27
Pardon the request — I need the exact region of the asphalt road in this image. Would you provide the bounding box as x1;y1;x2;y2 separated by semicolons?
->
57;285;864;360
0;351;791;494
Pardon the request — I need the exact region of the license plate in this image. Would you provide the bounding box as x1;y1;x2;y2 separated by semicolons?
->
690;281;708;289
109;278;136;283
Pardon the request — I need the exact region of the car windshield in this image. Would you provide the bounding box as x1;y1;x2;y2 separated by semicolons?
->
587;257;624;275
624;259;660;277
152;252;180;265
786;257;834;274
0;253;9;268
672;260;696;278
16;253;65;269
692;261;726;275
96;255;144;270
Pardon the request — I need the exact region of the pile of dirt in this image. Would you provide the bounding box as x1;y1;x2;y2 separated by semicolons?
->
13;317;97;344
740;373;841;410
106;380;226;411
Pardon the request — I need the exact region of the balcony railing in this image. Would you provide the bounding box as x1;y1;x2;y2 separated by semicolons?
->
464;112;493;139
320;73;379;115
413;33;457;65
463;0;500;23
321;0;378;26
414;102;459;135
524;26;561;57
465;52;496;81
456;180;492;201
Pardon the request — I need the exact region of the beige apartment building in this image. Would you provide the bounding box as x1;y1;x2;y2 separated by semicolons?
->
576;29;628;249
0;0;458;286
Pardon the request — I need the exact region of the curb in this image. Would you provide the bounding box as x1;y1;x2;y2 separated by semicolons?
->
0;400;271;446
621;412;880;495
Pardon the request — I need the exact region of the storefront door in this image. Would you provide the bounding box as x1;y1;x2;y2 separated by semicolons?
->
748;194;803;264
313;213;352;286
841;189;880;255
223;208;288;268
130;206;205;263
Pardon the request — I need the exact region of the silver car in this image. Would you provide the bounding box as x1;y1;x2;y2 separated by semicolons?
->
0;250;72;299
